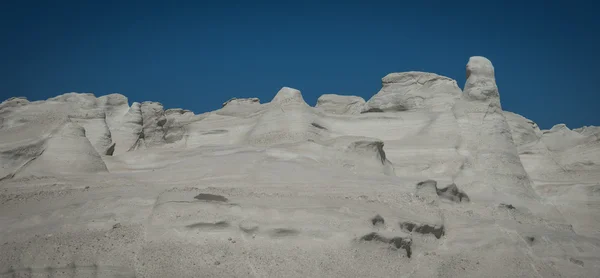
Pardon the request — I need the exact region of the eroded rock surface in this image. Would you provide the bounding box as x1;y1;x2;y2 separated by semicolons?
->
1;57;598;277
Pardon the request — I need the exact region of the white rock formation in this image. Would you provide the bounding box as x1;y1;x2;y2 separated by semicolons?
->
316;94;366;114
364;72;461;112
14;122;108;177
1;57;599;277
452;56;537;203
216;97;262;117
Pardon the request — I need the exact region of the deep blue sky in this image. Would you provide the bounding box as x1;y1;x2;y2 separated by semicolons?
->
1;1;598;129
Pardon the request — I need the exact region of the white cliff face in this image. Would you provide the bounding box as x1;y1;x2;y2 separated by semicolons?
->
505;114;600;238
0;57;599;277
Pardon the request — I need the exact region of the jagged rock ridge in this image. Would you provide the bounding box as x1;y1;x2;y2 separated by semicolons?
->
1;57;599;277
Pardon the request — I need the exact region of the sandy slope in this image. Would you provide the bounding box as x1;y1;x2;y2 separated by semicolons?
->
1;57;599;277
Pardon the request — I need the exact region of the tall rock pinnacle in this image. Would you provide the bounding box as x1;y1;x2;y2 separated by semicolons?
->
453;56;537;202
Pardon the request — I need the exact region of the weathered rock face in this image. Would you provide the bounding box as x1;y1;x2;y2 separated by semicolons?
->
139;102;167;148
316;94;366;115
0;58;593;203
463;56;501;103
364;72;462;113
245;87;326;145
14;122;108;177
1;56;599;278
222;97;260;107
216;97;262;117
452;56;537;202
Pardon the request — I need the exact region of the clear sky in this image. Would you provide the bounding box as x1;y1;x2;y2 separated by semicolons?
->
1;0;598;129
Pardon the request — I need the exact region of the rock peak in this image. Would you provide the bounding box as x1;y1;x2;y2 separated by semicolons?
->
222;97;260;107
463;56;499;102
271;87;306;105
466;56;494;80
382;71;456;86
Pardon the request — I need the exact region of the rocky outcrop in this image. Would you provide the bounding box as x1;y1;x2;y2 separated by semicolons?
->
15;121;108;177
452;57;537;202
316;94;366;115
245;87;325;145
364;72;461;113
319;136;396;176
222;97;260;107
139;102;167;148
216;97;262;117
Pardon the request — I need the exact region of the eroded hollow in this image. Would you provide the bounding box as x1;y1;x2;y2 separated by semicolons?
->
499;203;516;210
270;228;300;237
569;258;584;267
436;183;469;203
186;221;230;229
359;232;412;258
400;222;445;239
194;193;228;202
371;215;385;226
311;123;327;130
360;108;384;113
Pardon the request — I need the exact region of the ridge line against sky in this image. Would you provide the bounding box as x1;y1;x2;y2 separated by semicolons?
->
1;0;598;129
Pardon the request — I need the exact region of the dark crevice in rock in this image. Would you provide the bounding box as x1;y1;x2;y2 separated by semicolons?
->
400;222;445;239
194;193;228;202
569;258;584;267
359;232;412;258
240;226;258;234
270;228;300;237
360;108;384;113
311;122;327;130
415;180;469;203
417;180;437;188
525;236;535;245
400;222;416;232
186;221;229;229
202;129;228;135
371;215;385;226
436;183;469;203
499;203;516;210
105;143;115;156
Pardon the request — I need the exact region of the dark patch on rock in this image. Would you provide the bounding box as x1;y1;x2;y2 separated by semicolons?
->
415;180;469;203
112;223;121;229
400;222;445;239
240;226;258;234
388;237;412;258
416;180;437;188
186;221;229;229
499;203;516;210
238;221;259;234
400;222;416;232
105;143;115;156
436;183;469;203
359;232;412;258
311;123;327;130
415;225;445;239
270;228;300;237
202;129;228;135
361;108;384;113
194;193;228;202
371;214;385;226
525;236;535;244
569;258;584;267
